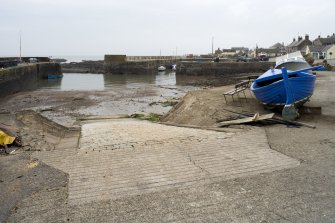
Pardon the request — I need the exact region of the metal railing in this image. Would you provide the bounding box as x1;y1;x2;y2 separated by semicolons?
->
126;56;182;61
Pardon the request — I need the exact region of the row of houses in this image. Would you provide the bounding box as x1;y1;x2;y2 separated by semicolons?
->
286;34;335;60
216;33;335;60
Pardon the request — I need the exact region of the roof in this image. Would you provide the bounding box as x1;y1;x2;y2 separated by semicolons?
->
308;45;333;53
231;47;249;51
287;39;305;48
258;48;279;53
322;45;333;51
269;43;284;49
222;49;236;53
316;37;335;45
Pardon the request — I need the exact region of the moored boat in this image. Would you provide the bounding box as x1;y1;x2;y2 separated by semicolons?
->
48;74;63;79
158;66;166;71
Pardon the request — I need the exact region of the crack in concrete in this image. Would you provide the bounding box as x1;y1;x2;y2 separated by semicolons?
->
185;152;211;176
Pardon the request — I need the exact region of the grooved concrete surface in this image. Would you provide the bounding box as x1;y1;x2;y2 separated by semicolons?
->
33;119;299;205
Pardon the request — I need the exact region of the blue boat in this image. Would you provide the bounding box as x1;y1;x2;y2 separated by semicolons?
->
251;66;322;106
48;74;63;79
251;51;326;120
251;65;324;120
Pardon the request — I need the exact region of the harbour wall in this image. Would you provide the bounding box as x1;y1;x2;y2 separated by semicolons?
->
176;61;275;75
104;60;175;74
62;55;275;76
0;57;50;63
0;63;62;97
61;60;104;73
104;55;177;74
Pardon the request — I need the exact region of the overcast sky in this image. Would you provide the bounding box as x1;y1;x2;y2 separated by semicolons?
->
0;0;334;57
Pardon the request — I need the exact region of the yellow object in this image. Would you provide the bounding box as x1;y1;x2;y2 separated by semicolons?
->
27;161;39;169
0;130;16;145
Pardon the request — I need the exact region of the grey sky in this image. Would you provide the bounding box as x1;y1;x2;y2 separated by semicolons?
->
0;0;334;57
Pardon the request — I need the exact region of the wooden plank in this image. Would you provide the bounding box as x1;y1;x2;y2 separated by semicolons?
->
224;90;236;95
217;113;274;127
235;80;249;88
299;106;322;115
0;123;18;137
271;117;316;129
224;88;245;95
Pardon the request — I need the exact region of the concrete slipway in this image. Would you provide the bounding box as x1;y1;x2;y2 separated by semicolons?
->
0;72;334;222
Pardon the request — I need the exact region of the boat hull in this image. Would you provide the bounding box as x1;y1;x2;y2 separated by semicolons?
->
251;71;316;106
158;66;166;71
48;74;63;79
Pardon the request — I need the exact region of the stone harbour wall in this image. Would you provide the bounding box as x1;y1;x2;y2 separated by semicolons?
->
104;60;174;74
0;62;62;97
176;61;275;75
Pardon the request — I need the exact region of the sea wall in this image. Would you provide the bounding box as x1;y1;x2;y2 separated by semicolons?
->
61;60;104;73
0;62;61;97
104;54;176;74
104;60;171;74
176;61;275;75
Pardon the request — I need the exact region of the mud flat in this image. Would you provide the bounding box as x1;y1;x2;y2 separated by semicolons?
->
1;71;335;222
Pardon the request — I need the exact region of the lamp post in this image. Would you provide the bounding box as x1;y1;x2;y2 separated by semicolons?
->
19;30;22;62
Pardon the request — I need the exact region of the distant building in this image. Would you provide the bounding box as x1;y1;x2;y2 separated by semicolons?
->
313;34;335;46
269;42;284;50
249;43;285;58
269;42;286;55
287;35;312;54
305;45;335;60
220;49;237;57
231;47;249;54
258;48;281;57
214;48;223;55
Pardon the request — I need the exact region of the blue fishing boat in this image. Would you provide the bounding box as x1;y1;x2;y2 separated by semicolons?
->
251;65;324;120
48;74;63;79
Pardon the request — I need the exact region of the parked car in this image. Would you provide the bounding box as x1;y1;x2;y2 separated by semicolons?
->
258;55;269;61
29;58;38;63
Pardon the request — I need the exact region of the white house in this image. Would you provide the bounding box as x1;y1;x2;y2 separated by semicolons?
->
306;44;335;60
325;45;335;60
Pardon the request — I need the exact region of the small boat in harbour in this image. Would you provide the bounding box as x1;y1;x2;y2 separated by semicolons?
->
158;66;166;72
47;74;64;79
251;60;324;120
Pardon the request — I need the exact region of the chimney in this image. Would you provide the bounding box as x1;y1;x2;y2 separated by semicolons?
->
305;34;309;40
293;38;296;42
298;36;302;41
318;35;321;38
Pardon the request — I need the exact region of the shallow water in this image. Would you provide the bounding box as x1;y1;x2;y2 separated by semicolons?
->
38;72;177;91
